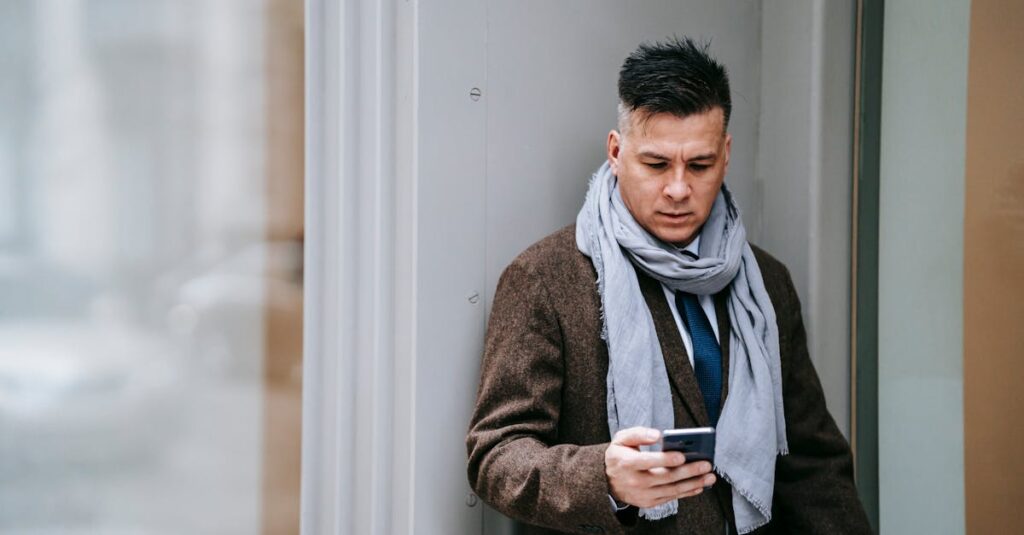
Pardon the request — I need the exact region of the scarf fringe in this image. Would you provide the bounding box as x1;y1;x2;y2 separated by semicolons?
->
715;467;772;534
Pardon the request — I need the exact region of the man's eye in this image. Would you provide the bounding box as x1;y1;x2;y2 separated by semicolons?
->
645;162;668;170
689;163;710;172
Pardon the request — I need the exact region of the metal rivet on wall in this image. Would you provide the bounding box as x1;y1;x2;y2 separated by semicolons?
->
467;292;480;305
469;87;482;101
466;492;479;507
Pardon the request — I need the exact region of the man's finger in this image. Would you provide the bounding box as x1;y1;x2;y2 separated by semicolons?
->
648;483;705;505
633;484;704;509
612;427;661;447
651;471;717;498
647;461;713;486
618;450;687;471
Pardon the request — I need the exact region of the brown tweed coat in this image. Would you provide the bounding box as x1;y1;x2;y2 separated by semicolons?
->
466;225;871;534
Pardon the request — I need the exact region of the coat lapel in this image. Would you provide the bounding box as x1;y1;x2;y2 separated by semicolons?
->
636;269;710;427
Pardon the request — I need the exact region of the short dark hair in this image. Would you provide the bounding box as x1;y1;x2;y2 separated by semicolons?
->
617;37;732;131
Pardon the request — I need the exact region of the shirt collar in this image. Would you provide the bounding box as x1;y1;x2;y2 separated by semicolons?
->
678;235;700;259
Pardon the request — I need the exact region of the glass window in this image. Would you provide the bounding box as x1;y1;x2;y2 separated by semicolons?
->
0;1;304;533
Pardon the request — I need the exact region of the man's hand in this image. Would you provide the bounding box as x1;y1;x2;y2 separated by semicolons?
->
605;427;717;509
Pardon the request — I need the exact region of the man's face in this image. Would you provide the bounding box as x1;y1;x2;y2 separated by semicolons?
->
607;108;731;247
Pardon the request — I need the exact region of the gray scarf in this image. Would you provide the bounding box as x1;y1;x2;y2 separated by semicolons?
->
576;161;788;533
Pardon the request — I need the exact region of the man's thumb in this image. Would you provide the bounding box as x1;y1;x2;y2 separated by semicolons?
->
612;426;661;447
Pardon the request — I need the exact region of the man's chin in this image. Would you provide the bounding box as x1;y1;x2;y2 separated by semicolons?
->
654;230;697;247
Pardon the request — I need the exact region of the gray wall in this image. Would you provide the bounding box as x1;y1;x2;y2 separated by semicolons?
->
758;1;856;437
413;1;857;533
303;1;859;534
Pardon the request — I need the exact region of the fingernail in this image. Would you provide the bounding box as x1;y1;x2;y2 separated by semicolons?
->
646;429;660;440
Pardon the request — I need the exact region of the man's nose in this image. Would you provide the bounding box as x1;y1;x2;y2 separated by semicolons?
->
663;169;691;201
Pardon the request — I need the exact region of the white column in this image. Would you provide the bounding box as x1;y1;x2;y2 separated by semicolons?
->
301;0;418;533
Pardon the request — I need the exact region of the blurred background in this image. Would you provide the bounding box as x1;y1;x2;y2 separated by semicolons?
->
2;1;1021;534
0;1;304;534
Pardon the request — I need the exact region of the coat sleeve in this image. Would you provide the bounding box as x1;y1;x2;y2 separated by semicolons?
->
466;258;629;534
767;266;873;534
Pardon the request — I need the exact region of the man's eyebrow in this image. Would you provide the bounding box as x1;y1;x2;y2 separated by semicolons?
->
637;151;670;160
636;150;718;161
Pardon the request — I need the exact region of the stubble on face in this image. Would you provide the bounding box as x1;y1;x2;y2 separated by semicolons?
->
607;108;731;247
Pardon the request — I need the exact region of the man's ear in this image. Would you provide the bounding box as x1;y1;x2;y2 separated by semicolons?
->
607;130;622;174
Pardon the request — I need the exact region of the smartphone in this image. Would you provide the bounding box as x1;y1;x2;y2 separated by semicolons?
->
661;427;715;463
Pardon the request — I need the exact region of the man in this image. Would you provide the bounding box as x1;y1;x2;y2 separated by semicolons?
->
466;38;870;534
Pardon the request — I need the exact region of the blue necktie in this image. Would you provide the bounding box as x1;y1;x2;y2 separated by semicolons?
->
675;290;723;426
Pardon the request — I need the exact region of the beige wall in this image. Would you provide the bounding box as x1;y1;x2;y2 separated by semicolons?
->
963;0;1024;531
261;0;304;533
